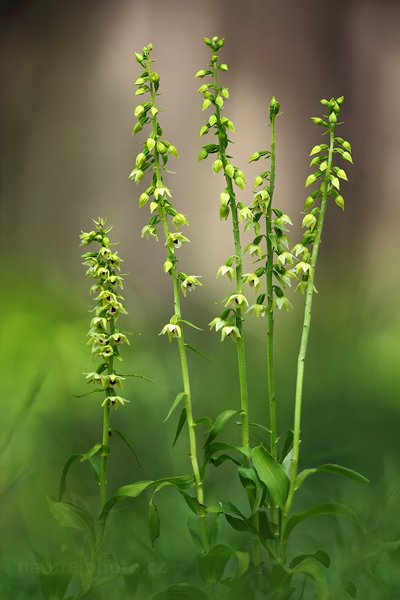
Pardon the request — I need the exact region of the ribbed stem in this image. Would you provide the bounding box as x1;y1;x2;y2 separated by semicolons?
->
212;58;249;452
265;115;280;547
147;57;209;554
266;115;277;460
280;126;335;556
99;316;115;511
212;52;261;583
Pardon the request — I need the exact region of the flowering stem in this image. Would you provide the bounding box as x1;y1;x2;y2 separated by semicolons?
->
210;49;262;584
99;317;114;511
147;58;209;554
211;60;250;454
266;114;277;461
265;112;281;550
280;124;335;557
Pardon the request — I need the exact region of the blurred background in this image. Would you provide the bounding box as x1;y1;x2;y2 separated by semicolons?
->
1;0;400;597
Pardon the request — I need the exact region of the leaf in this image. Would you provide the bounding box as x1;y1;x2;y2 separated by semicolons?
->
197;545;232;584
118;475;194;499
151;584;207;600
280;429;294;463
203;409;239;448
292;557;328;600
58;454;82;501
148;499;160;545
296;463;369;490
180;319;203;331
73;388;103;398
164;392;187;423
118;479;155;498
290;549;330;569
184;343;212;362
252;445;289;510
110;428;141;467
203;442;250;468
172;407;187;447
48;497;95;537
284;502;359;543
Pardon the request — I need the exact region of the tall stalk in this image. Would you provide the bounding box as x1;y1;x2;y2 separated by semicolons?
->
265;101;278;461
280;97;351;554
197;34;265;584
130;44;209;553
198;36;250;453
80;219;130;513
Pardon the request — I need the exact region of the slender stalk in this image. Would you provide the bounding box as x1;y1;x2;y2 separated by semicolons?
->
211;60;250;453
147;58;209;553
280;125;335;553
266;114;277;460
210;49;262;584
99;317;115;511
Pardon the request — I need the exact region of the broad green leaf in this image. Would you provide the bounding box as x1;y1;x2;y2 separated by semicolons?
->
164;392;187;422
296;463;369;490
225;514;254;534
179;491;206;516
252;445;289;510
151;584;207;600
203;409;239;448
118;479;155;498
48;497;95;537
292;557;328;599
197;544;232;584
111;428;141;467
210;452;241;467
172;407;187;447
290;549;330;569
203;442;250;468
148;499;160;546
284;502;359;542
118;475;194;499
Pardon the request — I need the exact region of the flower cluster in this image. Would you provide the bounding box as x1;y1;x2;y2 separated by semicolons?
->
244;97;296;316
295;96;352;292
131;44;202;340
196;36;251;342
80;218;129;408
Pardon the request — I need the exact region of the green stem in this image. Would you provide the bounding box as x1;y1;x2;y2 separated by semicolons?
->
99;317;115;512
266;115;277;460
266;115;280;547
280;125;335;556
212;52;261;582
147;58;209;554
212;58;249;452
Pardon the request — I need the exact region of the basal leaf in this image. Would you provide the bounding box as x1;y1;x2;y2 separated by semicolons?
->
197;544;232;584
292;556;328;600
48;497;95;538
252;445;289;510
